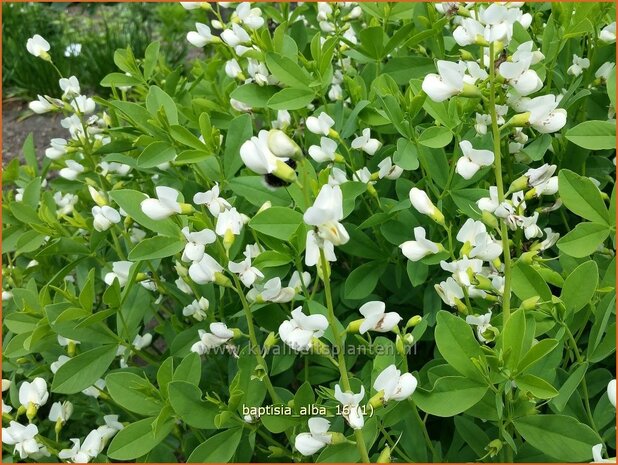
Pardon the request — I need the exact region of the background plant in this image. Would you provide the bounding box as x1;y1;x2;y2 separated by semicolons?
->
2;2;616;463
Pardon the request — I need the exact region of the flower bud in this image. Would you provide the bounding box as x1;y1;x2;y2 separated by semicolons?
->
486;439;503;457
377;445;392;463
329;432;347;445
311;338;330;356
521;296;540;310
481;210;500;231
267;129;302;159
396;334;405;356
460;83;482;98
223;229;235;251
180;203;195;215
257;201;272;214
346;319;363;333
369;391;385;409
273;159;297;183
403;333;414;345
506;112;531;128
26;403;37;422
264;331;278;350
214;272;233;288
406;315;422;328
88;185;107;206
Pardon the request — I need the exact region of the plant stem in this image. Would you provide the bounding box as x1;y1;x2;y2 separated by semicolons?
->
488;41;512;324
319;249;371;463
233;274;281;405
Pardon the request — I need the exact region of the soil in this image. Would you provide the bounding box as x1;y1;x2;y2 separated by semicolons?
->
2;99;67;166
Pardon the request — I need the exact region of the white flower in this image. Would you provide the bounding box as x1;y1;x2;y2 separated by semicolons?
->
499;55;543;96
267;129;300;158
400;227;440;261
228;257;263;287
51;355;70;374
141;186;182;220
279;307;328;351
48;401;73;423
479;3;518;43
607;379;616;408
188;254;224;284
308;137;338;163
181;227;216;262
225;59;243;79
475;113;491;135
59;76;80;98
595;62;615;82
289;271;311;292
358;301;402;334
521;212;542;239
304;184;349;246
353;167;372;184
191;323;234;354
54;192;79;215
436;277;465;308
193;183;231;217
104;261;133;287
215;207;244;237
92;206;121;232
453;18;485;46
70;95;96;114
334;385;365;429
59;160;85;181
82;379;106;398
64;43;82;57
2;422;47;459
247;59;270;86
522;95;567;134
456;141;494;180
187;22;217;47
248;277;295;303
600;22;616;43
422;60;465;102
306;112;335;136
295;417;332;456
97;415;123;443
18;378;49;409
132;333;152;350
441;256;483;287
591;443;614;463
328;167;348;186
351;128;382;155
477;186;500;213
328;84;343;101
234;3;264;29
2;379;11;392
378;157;404;180
567;54;591;77
240;130;294;179
305;230;336;267
317;2;332;20
26;34;50;58
466;312;493;343
183;297;210;321
373;364;417;402
29;95;55;114
99;161;131;176
221;24;251;47
538;228;560;251
409;188;443;224
45;138;68;160
58;430;104;463
272;110;291;129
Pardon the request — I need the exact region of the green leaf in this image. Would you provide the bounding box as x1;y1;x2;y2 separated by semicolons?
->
109;189;180;237
565;120;616;150
107;416;174;460
187;428;243;462
393;138;419;170
146;85;178;124
230;84;278;108
168;381;217;429
517;339;559;373
249;207;304;241
558;169;609;224
434;311;484;379
358;26;385;59
608;67;616;109
100;73;143;88
521;134;552;161
137;142;177;169
128;236;183;261
511;262;552;302
500;308;526;369
52;345;117;394
550;363;588;412
560;260;598;314
170;126;207;151
143;41;160;80
344;261;388;300
228;176;291;207
414;376;488;417
265;52;311;88
515;374;558;399
224;114;253;178
513;414;599;462
106;372;163;416
267;88;315;110
557;223;609;258
418;126;453;148
173;352;201;385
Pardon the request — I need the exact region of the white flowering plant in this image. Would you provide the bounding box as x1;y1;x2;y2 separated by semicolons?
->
2;2;617;463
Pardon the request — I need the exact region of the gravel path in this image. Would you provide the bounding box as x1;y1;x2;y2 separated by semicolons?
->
2;100;66;166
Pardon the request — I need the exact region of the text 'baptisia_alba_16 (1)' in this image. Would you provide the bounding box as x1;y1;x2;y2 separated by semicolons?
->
2;1;617;463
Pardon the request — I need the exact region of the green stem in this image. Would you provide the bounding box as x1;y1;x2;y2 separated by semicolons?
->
233;275;281;405
488;41;512;324
319;249;370;463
